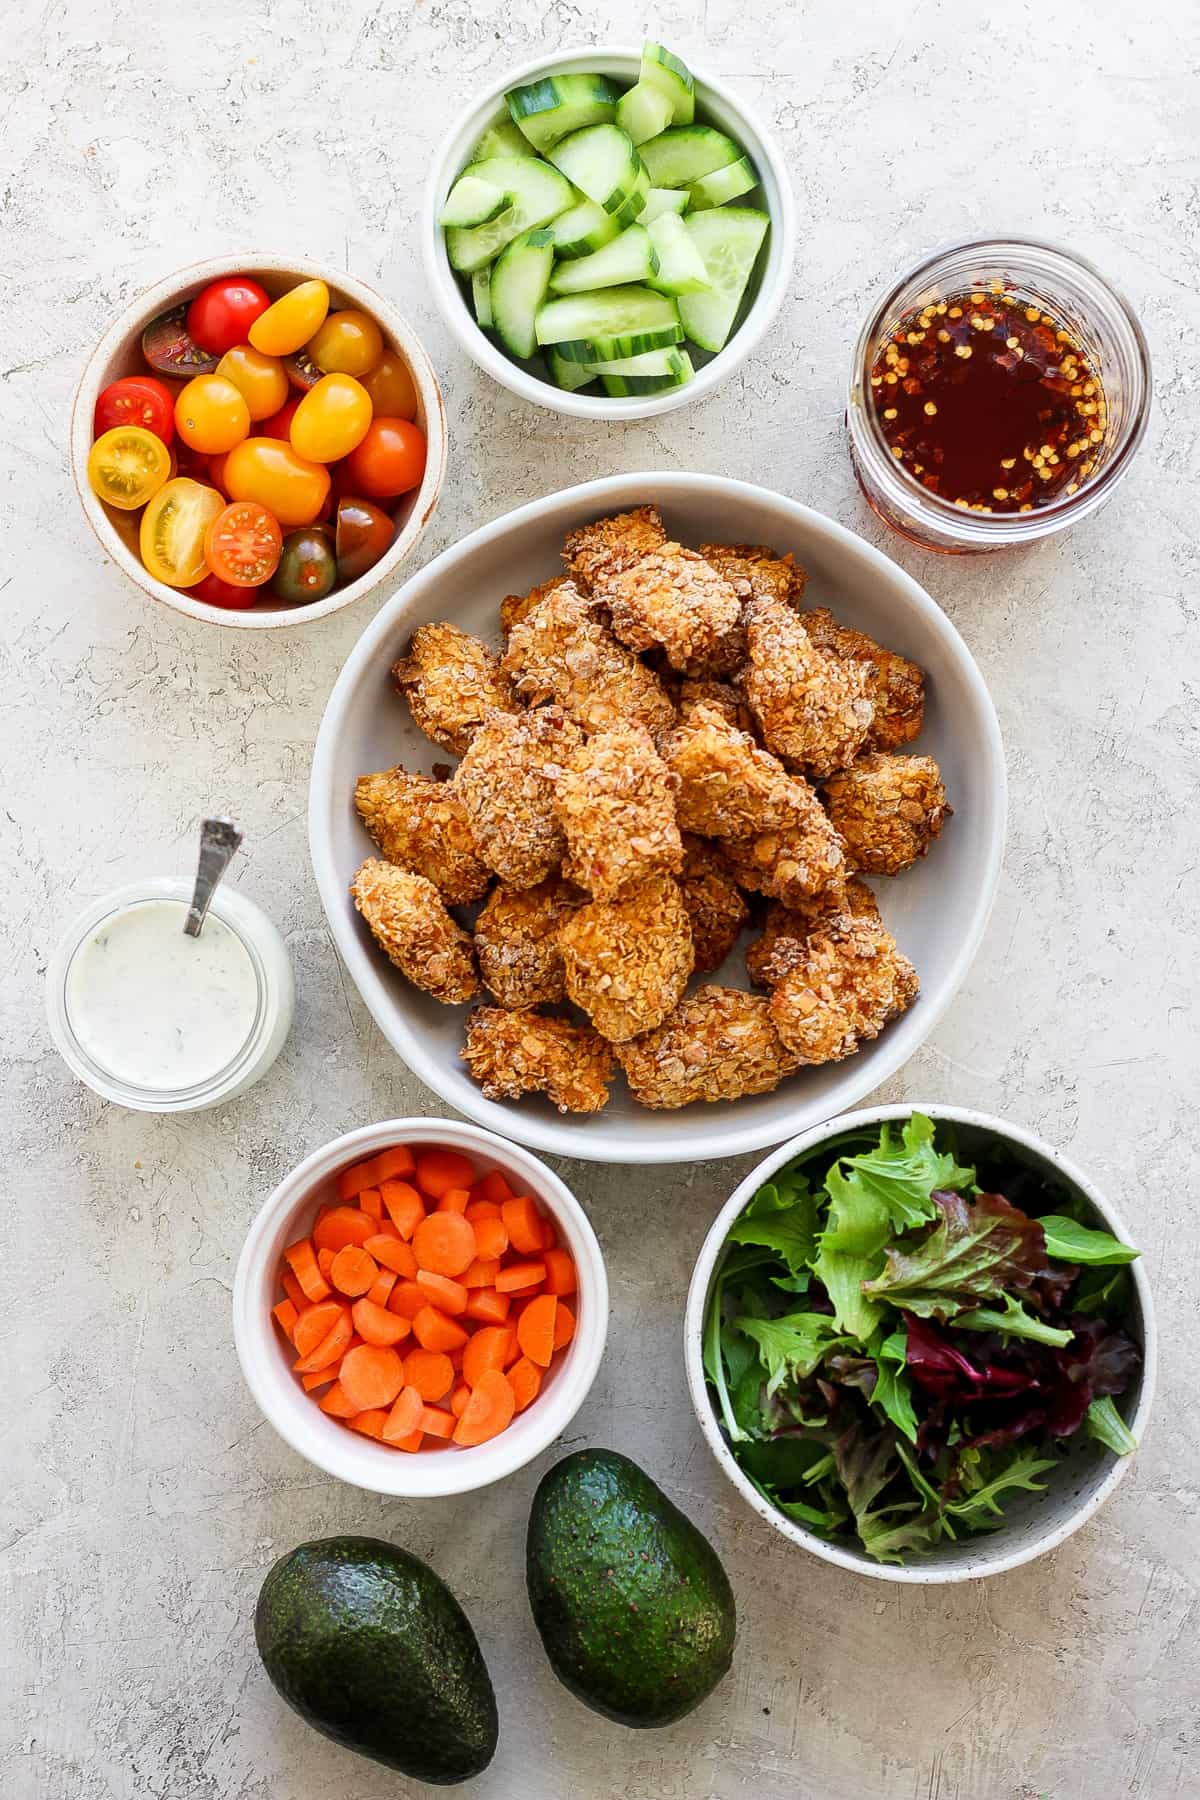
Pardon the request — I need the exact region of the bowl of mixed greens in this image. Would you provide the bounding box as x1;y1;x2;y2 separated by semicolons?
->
685;1106;1155;1581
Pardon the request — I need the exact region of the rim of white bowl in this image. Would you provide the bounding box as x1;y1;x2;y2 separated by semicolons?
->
683;1103;1158;1582
70;254;448;630
308;470;1008;1164
232;1117;608;1496
422;45;798;420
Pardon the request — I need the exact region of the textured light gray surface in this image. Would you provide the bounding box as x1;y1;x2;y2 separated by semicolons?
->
2;1;1198;1796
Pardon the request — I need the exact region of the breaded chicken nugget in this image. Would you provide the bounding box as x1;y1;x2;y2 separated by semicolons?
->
616;985;799;1109
501;581;676;741
454;705;580;889
559;874;694;1043
745;879;879;986
700;542;807;607
473;877;580;1011
672;678;757;735
663;702;804;836
562;504;667;593
821;752;951;876
799;608;925;750
392;622;517;756
500;576;570;640
720;811;847;908
742;597;875;779
677;835;750;975
763;912;918;1064
354;766;491;905
553;721;682;901
604;543;742;673
461;1007;613;1113
350;859;478;1004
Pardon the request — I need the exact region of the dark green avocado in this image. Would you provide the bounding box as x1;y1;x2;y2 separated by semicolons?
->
526;1449;736;1727
254;1536;497;1784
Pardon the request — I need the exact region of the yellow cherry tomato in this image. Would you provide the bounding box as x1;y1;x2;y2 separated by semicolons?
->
175;375;251;454
222;437;331;527
362;352;418;421
289;373;373;464
215;344;289;421
139;479;225;587
87;426;171;511
248;279;330;356
307;309;384;377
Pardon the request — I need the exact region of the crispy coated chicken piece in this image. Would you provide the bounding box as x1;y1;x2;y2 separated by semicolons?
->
553;722;682;901
354;766;491;905
616;985;800;1109
763;912;918;1064
672;678;757;735
461;1008;613;1114
822;752;951;876
745;880;879;986
677;835;750;975
454;705;581;889
720;814;847;908
800;608;925;750
350;859;478;1004
473;876;580;1010
558;874;694;1043
604;543;743;673
663;702;807;836
562;504;667;593
742;597;875;779
500;576;570;640
700;542;807;607
501;581;676;741
392;623;517;756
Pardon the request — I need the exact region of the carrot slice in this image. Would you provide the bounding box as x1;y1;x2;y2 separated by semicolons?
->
478;1169;513;1206
272;1299;299;1342
517;1294;557;1368
500;1195;543;1256
437;1186;471;1215
496;1260;546;1293
340;1343;404;1410
382;1384;423;1442
336;1158;376;1204
418;1405;456;1439
366;1234;418;1278
293;1299;346;1358
366;1267;397;1308
359;1186;384;1221
411;1305;469;1354
388;1278;427;1320
313;1206;375;1253
349;1408;389;1439
465;1288;511;1326
450;1382;471;1418
352;1297;412;1348
330;1246;379;1297
318;1381;358;1417
284;1238;331;1303
462;1258;501;1289
465;1197;501;1222
295;1309;353;1373
507;1355;542;1412
416;1269;469;1316
552;1302;576;1352
462;1325;514;1389
402;1348;455;1402
453;1367;516;1447
301;1365;337;1392
415;1148;477;1199
472;1216;509;1261
413;1211;476;1279
280;1267;307;1311
372;1146;416;1185
543;1249;577;1296
316;1247;336;1283
379;1178;425;1239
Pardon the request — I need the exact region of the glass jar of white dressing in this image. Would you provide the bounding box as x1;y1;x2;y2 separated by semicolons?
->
47;878;294;1112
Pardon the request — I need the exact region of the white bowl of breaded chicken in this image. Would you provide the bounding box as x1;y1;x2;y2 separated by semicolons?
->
309;472;1005;1164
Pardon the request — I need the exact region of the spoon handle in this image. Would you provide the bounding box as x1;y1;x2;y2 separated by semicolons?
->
184;817;243;937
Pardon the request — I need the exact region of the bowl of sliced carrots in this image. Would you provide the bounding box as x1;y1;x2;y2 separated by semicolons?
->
233;1118;608;1495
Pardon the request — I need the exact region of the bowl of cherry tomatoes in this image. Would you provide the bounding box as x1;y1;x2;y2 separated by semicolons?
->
71;256;447;627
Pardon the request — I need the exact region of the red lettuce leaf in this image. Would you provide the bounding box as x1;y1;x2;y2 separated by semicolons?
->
863;1191;1053;1318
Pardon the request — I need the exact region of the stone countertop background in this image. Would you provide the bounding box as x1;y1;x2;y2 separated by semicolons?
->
2;1;1198;1795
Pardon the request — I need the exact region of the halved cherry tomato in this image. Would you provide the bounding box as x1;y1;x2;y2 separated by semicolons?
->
273;527;338;603
284;347;323;392
205;500;283;587
222;438;330;527
215;345;289;421
307;309;384;378
142;305;218;377
94;375;176;445
87;426;171;511
344;417;426;499
262;396;301;441
249;280;329;357
193;570;262;610
188;278;271;356
290;374;373;464
175;375;251;454
335;496;395;581
139;479;225;587
362;354;417;421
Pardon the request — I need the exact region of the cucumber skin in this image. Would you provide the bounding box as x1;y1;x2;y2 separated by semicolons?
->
552;322;684;364
491;230;556;360
506;74;621;152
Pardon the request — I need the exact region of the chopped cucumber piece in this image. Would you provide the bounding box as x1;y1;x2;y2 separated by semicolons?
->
677;206;769;352
641;125;742;189
536;284;681;352
640;41;695;125
506;72;621;152
548;123;648;217
600;349;694;396
585;345;688;375
645;213;711;295
440;175;512;229
641;186;690;222
615;81;674;146
444;156;573;272
470;116;531;161
547;348;597;393
490;229;556;359
687;154;759;210
548;223;658;294
549;198;622;260
472;269;494;329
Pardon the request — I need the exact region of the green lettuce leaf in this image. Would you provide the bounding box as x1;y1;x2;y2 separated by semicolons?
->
872;1331;919;1442
862;1189;1049;1319
726;1170;819;1274
943;1445;1058;1530
821;1113;975;1257
1037;1214;1140;1266
834;1421;945;1564
732;1311;847;1396
953;1291;1073;1347
810;1241;884;1341
1085;1395;1138;1456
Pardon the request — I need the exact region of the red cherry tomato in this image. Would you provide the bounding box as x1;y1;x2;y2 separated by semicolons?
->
344;417;427;499
262;396;301;441
192;570;262;610
187;278;272;356
94;375;176;446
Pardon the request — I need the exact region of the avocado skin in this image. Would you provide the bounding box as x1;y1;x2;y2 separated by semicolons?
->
526;1449;736;1728
254;1536;498;1784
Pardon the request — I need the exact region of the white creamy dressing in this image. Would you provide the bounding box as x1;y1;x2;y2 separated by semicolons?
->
65;899;259;1090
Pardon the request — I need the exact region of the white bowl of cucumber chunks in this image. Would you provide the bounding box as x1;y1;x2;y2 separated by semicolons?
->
422;42;796;418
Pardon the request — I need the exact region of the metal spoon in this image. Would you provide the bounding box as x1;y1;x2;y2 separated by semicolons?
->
184;817;243;937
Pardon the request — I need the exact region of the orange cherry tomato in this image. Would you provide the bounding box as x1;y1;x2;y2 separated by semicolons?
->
289;373;373;464
174;375;251;454
215;344;289;421
139;479;225;587
262;396;301;440
87;426;171;511
362;353;417;421
249;280;329;356
344;417;426;499
307;309;384;377
222;437;331;527
205;500;283;587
